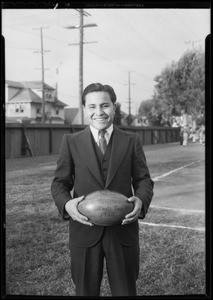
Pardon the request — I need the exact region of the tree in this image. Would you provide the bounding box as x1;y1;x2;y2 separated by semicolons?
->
126;114;133;126
138;99;154;116
153;49;205;119
138;99;162;126
113;102;122;126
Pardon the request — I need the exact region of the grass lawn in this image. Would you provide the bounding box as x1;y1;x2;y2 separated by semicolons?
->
137;208;205;296
4;143;206;297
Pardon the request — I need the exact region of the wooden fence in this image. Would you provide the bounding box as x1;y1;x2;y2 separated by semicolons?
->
5;124;180;159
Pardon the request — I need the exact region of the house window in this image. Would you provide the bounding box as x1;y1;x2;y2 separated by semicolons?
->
55;106;59;115
15;105;19;113
15;104;24;113
20;104;24;113
45;90;52;100
36;106;41;114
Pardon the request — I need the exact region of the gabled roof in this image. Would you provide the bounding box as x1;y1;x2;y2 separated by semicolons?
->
6;79;67;106
22;81;54;90
55;99;67;107
9;88;42;103
64;107;79;123
6;80;54;90
6;80;23;88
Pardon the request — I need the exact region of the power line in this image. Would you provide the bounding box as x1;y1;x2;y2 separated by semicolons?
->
3;11;186;82
83;10;167;71
84;48;129;72
5;46;41;51
3;10;79;28
173;10;203;41
3;23;75;46
113;11;166;60
4;19;155;104
134;71;153;81
96;11;163;62
152;13;187;43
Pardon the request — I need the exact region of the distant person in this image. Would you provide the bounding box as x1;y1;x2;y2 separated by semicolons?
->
142;119;149;127
180;111;188;127
176;116;181;126
51;83;154;296
189;127;196;143
199;125;205;145
180;126;184;145
172;117;178;128
182;126;189;146
190;118;197;143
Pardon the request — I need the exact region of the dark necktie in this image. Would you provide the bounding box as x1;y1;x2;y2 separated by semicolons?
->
99;130;107;154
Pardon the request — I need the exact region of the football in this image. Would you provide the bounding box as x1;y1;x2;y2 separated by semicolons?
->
77;190;134;226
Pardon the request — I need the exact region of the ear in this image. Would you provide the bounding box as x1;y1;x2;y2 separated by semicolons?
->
83;105;87;118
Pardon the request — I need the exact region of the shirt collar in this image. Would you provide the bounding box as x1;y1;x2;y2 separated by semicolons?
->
90;124;114;144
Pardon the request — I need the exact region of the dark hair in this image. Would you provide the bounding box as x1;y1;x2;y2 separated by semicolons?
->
82;83;117;106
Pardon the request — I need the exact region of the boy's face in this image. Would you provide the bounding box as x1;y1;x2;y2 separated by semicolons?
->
83;91;115;130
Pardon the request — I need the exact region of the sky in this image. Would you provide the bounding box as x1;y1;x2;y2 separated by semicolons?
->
2;6;210;114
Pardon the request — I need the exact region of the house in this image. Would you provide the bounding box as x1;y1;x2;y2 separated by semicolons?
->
64;107;89;125
64;107;79;124
5;80;67;124
131;115;149;127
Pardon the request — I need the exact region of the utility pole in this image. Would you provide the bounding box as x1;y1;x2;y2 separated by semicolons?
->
125;71;135;125
55;63;63;100
65;9;97;124
55;67;58;100
33;26;50;124
79;9;83;124
128;71;131;117
40;27;45;124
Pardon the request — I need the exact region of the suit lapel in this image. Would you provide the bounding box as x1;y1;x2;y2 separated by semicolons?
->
105;127;130;188
74;127;104;187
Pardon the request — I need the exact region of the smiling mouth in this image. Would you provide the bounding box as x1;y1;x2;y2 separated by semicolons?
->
93;118;108;121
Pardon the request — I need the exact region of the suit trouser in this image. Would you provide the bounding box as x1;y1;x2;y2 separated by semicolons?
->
70;226;140;296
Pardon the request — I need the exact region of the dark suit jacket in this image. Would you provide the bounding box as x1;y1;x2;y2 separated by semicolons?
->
51;126;154;247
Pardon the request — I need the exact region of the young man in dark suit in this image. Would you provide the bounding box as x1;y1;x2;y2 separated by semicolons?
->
51;83;154;296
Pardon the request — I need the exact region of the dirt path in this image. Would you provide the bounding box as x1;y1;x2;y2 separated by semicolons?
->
144;142;205;212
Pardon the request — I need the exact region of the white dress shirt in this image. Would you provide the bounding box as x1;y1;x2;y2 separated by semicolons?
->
90;124;114;145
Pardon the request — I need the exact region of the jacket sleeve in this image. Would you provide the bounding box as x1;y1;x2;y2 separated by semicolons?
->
51;134;74;220
131;134;154;219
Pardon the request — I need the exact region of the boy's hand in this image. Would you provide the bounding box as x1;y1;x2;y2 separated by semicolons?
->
122;196;142;225
65;196;93;226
